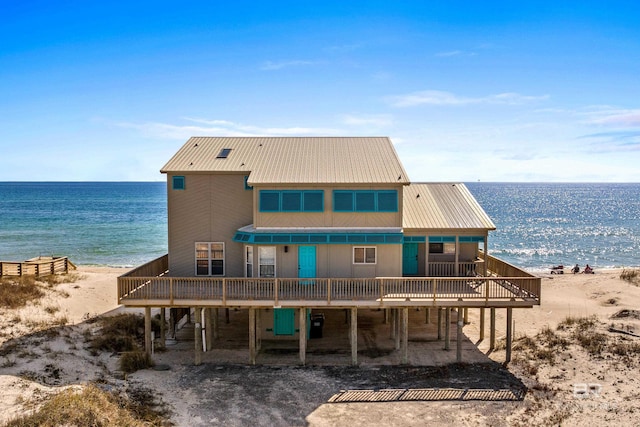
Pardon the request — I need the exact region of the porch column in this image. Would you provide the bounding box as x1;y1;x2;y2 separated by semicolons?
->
444;308;451;350
401;308;409;364
299;308;307;365
160;308;166;347
350;307;358;366
249;308;256;365
455;236;460;276
390;308;397;339
463;308;469;324
437;308;443;340
194;307;203;366
213;308;219;340
394;309;401;350
479;308;485;341
256;308;262;352
205;308;213;351
506;308;513;363
144;307;152;355
490;308;496;350
169;308;176;340
456;306;463;363
483;232;488;277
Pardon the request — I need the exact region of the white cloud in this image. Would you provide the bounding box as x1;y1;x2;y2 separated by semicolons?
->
341;114;393;127
259;60;320;70
388;90;549;108
435;50;463;57
116;118;344;139
324;43;362;53
587;109;640;127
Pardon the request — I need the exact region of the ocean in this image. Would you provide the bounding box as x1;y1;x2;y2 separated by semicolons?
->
0;182;638;271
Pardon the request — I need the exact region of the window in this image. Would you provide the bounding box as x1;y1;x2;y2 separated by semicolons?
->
259;246;276;277
217;148;232;158
353;246;376;264
333;190;398;212
259;190;324;212
245;246;254;277
172;176;185;190
429;243;456;254
195;242;224;276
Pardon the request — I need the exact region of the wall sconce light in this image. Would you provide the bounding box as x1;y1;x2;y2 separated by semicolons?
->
284;246;289;253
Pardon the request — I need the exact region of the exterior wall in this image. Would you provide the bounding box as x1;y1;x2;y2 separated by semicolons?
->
254;184;404;228
167;173;253;277
246;243;403;278
459;242;478;261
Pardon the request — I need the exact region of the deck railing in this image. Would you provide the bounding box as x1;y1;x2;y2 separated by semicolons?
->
0;256;76;277
118;254;540;308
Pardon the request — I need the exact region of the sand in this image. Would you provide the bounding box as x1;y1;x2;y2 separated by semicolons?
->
1;266;640;426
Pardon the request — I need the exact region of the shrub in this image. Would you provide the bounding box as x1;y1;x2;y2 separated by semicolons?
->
0;276;44;309
620;269;639;284
120;351;154;373
4;383;168;426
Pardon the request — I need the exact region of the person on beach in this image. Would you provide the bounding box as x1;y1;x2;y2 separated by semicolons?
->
572;264;580;274
584;264;594;274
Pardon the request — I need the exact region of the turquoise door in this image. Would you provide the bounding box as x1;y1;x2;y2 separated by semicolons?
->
273;308;296;335
298;246;316;279
402;243;419;275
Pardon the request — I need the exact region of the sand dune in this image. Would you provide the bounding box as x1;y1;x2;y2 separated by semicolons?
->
1;266;639;426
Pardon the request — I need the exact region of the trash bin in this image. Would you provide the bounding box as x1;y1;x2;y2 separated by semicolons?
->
310;313;325;338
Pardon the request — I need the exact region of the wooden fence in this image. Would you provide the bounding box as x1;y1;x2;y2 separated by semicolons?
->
0;257;76;277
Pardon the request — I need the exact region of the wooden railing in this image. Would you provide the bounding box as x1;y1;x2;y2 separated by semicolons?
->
0;256;76;277
121;254;169;278
479;252;536;278
428;261;484;277
118;255;540;308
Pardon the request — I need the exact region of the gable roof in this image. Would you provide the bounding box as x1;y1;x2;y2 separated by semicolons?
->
403;183;496;230
161;136;410;185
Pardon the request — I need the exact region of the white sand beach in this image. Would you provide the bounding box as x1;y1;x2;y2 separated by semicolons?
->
1;266;640;426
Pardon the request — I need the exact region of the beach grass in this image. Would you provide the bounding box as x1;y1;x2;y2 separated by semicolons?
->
4;383;170;427
0;276;44;309
0;274;83;309
620;268;639;284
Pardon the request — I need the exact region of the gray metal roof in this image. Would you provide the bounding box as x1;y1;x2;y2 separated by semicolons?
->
403;183;496;231
161;136;410;185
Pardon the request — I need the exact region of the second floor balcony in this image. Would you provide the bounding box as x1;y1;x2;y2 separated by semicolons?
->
117;253;540;309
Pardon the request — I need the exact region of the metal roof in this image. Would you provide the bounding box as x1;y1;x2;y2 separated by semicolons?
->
161;136;410;185
403;183;496;231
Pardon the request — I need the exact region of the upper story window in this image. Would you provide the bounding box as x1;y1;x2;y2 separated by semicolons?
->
259;190;324;212
195;242;225;276
172;176;185;190
333;190;398;212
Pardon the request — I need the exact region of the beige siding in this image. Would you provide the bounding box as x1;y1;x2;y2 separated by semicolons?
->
167;174;253;277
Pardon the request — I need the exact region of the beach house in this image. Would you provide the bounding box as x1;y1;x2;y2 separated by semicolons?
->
118;136;540;365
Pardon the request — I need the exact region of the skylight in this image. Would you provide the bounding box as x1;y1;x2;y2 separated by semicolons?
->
217;148;232;158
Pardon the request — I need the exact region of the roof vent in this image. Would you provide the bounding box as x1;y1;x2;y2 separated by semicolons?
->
217;148;232;159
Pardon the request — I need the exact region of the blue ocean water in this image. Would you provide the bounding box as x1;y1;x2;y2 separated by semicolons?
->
0;182;638;271
466;182;640;272
0;182;167;267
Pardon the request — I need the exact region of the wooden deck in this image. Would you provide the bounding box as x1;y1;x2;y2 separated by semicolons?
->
0;256;76;276
118;254;540;309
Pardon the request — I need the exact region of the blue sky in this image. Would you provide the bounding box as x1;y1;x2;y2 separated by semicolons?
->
1;1;639;182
